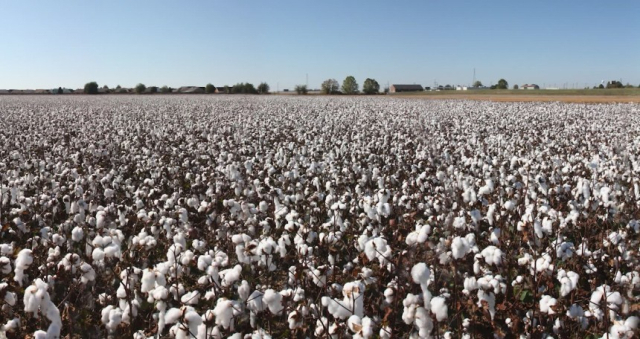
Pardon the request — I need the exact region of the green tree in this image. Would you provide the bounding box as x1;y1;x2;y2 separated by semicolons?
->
231;83;258;94
57;87;63;94
295;84;308;95
257;82;270;94
116;85;122;89
342;76;359;94
321;79;340;94
135;83;146;94
148;86;158;94
160;86;171;93
598;84;605;89
513;84;519;90
473;80;483;88
606;81;623;89
497;79;508;89
362;78;380;95
83;82;99;94
205;83;216;93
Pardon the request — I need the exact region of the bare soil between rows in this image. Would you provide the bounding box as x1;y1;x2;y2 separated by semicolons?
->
394;94;640;103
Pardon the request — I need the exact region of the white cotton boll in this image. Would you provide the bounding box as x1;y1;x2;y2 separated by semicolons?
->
477;290;496;319
453;216;466;230
0;256;11;274
141;269;156;293
322;281;365;319
480;246;503;266
80;262;96;283
259;201;269;213
33;330;47;339
504;200;516;211
379;325;392;339
406;224;431;246
540;295;558;314
363;237;392;266
490;228;501;245
348;315;362;333
430;296;448;321
247;290;265;313
1;317;19;332
451;237;470;259
2;287;16;306
463;277;478;294
288;310;303;330
96;210;107;229
71;226;84;241
238;280;250;301
180;291;200;305
557;270;579;297
411;263;430;284
14;249;33;286
92;248;105;261
414;307;434;337
220;265;242;287
263;289;284;314
212;298;236;329
165;308;182;324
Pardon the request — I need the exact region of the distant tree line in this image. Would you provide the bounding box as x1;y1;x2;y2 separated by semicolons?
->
75;80;640;95
81;82;271;95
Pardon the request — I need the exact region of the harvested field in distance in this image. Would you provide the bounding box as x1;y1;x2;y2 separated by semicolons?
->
394;94;640;103
391;88;640;103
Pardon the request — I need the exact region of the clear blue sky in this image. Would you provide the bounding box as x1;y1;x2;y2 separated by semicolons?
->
1;0;638;90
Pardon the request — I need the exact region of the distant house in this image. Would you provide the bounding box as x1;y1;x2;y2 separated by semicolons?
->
216;87;228;94
0;89;9;94
521;84;539;90
389;84;424;93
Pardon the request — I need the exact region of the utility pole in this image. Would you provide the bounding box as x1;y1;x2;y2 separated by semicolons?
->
473;68;476;86
306;74;308;88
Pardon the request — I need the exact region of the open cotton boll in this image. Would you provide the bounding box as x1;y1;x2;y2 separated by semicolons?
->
14;249;33;286
411;263;430;285
219;264;242;287
557;270;579;297
0;256;11;274
321;281;365;319
212;298;242;329
96;210;107;228
451;236;470;259
238;280;250;301
71;226;84;242
23;279;62;337
263;289;284;314
180;291;200;305
430;296;448;321
539;295;558;314
363;237;392;266
480;246;503;266
406;223;431;246
164;308;182;324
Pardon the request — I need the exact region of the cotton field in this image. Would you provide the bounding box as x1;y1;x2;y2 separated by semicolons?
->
1;95;640;339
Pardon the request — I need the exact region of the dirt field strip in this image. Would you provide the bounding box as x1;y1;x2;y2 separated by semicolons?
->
394;94;640;103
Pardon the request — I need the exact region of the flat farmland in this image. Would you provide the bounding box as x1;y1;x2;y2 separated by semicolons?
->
0;95;639;338
392;88;640;103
